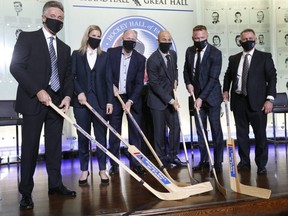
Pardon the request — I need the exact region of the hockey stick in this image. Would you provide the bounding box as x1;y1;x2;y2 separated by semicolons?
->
115;93;194;186
49;102;212;200
172;89;198;184
191;92;227;196
84;101;213;193
224;102;271;199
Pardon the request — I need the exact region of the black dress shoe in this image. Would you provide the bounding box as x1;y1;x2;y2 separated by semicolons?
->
48;185;76;197
132;166;147;175
210;164;223;176
20;195;34;210
109;166;119;175
78;171;90;186
257;167;267;175
237;162;251;172
99;171;110;185
192;161;210;171
170;156;186;167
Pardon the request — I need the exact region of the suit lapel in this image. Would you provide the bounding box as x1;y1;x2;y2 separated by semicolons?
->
157;50;173;82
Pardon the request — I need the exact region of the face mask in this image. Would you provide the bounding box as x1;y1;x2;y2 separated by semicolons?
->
44;17;63;34
240;40;256;51
88;37;101;50
193;39;208;51
123;40;136;51
159;42;172;53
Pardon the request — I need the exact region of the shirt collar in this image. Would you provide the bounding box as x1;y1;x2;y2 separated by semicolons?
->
243;48;255;56
42;27;55;40
87;47;97;56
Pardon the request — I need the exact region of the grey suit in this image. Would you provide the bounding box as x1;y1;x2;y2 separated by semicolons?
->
147;49;180;162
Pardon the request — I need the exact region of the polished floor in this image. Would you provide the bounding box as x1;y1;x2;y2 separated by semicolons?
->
0;143;288;216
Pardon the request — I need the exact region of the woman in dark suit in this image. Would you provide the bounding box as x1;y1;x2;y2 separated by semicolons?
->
72;25;113;185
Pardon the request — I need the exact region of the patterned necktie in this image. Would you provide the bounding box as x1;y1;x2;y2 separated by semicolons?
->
165;54;173;78
194;51;201;96
49;37;60;92
241;54;250;96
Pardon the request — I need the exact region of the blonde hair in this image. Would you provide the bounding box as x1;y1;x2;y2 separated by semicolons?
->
78;25;102;55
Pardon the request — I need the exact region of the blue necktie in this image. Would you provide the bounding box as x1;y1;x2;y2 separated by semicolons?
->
49;37;60;92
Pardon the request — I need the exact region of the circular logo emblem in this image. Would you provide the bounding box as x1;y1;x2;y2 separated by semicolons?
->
101;15;176;58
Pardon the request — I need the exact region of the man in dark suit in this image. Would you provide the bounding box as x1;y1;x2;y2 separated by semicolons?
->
108;29;146;175
223;28;277;175
183;25;224;173
147;30;185;167
10;1;75;210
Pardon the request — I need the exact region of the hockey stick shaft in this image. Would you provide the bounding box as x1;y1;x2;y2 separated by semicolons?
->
173;89;198;184
115;93;192;186
224;102;271;199
191;92;227;196
49;102;200;200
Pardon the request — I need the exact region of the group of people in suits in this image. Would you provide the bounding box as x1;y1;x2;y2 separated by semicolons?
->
9;0;277;211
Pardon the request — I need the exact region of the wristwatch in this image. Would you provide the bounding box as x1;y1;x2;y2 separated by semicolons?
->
266;98;274;103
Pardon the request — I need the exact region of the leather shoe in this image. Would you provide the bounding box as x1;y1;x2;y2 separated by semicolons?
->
99;170;110;185
20;195;34;210
237;162;251;172
78;171;89;186
132;166;147;175
210;164;223;176
170;156;186;167
192;161;209;171
109;165;119;175
48;185;76;197
257;167;267;175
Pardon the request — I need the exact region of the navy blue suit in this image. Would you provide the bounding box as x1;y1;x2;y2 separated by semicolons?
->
107;46;146;167
10;28;73;195
72;50;113;171
147;49;181;162
223;49;277;168
183;44;224;166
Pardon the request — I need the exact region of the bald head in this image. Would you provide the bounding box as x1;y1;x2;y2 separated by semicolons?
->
158;30;172;43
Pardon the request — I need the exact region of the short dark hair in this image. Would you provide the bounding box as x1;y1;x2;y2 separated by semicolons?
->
240;28;255;36
42;1;64;15
193;25;207;32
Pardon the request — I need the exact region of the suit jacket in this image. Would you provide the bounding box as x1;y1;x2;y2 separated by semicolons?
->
147;49;178;110
10;29;73;115
72;50;113;109
183;44;223;107
223;49;277;111
107;46;146;111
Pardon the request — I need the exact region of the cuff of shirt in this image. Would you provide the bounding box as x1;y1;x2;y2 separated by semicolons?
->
169;99;175;104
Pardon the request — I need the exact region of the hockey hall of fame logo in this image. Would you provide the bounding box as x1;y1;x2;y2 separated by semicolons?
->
101;16;177;58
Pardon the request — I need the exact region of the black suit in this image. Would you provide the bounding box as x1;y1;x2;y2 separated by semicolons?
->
107;46;146;167
10;28;73;195
183;44;224;165
223;49;277;168
147;49;180;162
72;50;113;171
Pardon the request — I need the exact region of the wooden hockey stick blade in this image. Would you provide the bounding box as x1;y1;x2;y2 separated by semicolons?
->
173;90;199;184
192;93;227;196
227;142;271;199
115;94;193;186
84;101;212;193
49;102;206;200
224;102;271;199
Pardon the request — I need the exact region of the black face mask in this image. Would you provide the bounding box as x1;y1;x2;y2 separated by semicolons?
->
159;42;172;53
194;39;208;51
88;37;101;50
44;17;63;34
240;40;255;51
123;40;136;51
